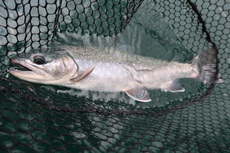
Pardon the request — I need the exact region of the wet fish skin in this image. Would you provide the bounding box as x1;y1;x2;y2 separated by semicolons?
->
9;46;222;102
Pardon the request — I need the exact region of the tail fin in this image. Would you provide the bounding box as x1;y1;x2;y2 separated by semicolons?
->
192;48;223;84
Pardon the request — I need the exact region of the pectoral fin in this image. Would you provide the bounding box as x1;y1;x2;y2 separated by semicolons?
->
125;88;151;102
70;66;95;82
162;80;185;92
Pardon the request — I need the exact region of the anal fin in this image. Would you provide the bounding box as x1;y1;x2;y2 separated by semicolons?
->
162;80;185;93
125;87;151;102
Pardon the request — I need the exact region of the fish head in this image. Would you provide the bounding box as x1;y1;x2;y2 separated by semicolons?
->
9;48;79;85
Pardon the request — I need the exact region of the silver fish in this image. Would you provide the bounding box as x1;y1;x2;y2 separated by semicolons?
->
9;46;223;102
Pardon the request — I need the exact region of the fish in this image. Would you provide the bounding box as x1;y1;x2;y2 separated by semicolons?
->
9;46;223;102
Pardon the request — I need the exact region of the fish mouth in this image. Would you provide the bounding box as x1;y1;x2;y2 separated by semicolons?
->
9;58;48;81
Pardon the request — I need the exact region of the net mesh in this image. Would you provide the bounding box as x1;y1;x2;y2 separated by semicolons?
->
1;0;230;152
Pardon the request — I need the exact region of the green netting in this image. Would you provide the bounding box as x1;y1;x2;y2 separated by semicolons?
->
0;0;230;152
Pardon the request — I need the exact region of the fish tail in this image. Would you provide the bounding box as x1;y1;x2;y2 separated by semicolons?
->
192;48;223;84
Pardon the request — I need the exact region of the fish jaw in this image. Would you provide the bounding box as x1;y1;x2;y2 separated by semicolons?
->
9;58;53;83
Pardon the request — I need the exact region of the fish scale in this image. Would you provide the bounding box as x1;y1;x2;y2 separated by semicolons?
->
66;46;168;69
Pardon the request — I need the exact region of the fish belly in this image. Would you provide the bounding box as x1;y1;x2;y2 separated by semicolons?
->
69;60;139;92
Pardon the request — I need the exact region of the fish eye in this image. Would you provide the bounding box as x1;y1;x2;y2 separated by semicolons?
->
33;55;45;65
